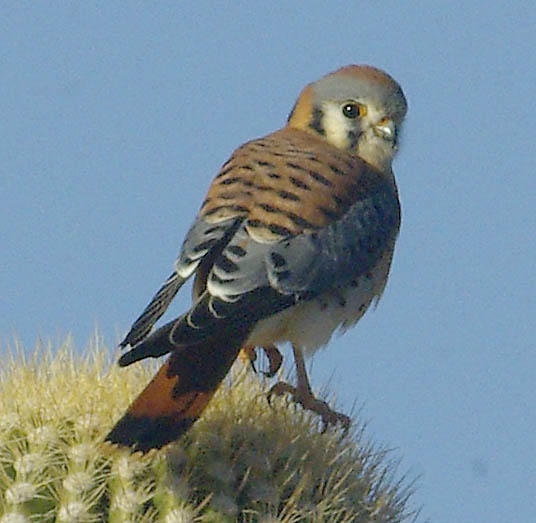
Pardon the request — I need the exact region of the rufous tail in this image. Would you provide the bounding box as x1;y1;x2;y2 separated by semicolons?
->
105;335;245;452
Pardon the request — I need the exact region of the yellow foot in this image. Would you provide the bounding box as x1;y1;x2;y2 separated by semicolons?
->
267;381;351;432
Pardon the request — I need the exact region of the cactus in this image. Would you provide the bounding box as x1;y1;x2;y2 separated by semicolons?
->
0;336;416;522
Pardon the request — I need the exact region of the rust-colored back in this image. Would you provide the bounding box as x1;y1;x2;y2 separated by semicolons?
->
201;128;382;241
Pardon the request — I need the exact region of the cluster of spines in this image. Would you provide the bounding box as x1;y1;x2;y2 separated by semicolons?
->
0;337;415;521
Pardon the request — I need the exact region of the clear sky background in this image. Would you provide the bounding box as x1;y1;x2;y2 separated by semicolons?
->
2;2;535;521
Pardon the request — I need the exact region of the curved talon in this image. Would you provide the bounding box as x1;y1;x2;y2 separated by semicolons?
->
241;345;283;377
267;379;350;432
262;345;283;377
267;381;294;406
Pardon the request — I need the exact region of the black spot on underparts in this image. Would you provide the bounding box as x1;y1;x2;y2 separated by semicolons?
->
308;170;333;187
270;252;286;268
241;165;254;171
267;172;282;179
350;280;359;288
310;107;325;135
289;176;311;190
227;245;247;257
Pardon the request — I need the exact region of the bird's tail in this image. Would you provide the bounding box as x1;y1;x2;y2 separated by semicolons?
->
105;327;248;452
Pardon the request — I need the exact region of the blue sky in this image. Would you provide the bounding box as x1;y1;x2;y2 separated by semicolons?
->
2;2;535;521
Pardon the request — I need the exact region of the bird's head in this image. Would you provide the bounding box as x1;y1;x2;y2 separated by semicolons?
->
287;65;407;172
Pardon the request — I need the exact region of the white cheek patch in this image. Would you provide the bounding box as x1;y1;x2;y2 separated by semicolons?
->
321;103;354;149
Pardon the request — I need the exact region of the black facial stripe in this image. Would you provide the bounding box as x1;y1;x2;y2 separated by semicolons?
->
348;129;360;149
309;106;325;135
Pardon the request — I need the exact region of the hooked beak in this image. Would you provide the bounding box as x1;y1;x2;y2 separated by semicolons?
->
373;117;396;144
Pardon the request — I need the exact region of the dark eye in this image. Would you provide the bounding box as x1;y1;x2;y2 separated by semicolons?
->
342;102;365;119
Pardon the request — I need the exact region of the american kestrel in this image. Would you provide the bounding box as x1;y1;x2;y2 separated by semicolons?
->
106;65;407;452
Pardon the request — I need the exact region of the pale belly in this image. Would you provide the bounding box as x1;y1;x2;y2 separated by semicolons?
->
246;250;393;354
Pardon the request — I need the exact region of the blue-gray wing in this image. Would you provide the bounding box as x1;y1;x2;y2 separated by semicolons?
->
119;216;242;348
172;181;400;343
266;184;400;296
119;271;184;348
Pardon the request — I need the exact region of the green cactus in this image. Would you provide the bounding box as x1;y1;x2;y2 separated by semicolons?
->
0;336;417;522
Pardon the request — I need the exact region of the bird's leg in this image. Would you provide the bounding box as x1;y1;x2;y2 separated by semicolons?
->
268;345;350;431
240;345;283;377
